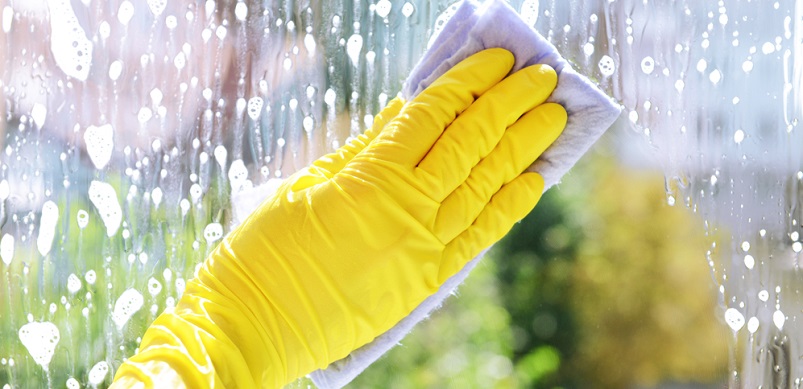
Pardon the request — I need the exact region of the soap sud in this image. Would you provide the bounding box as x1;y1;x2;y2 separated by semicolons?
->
204;223;223;244
151;187;163;207
84;124;114;170
520;0;539;26
724;307;745;331
147;277;162;296
117;1;134;25
47;0;93;81
747;316;759;334
37;201;59;257
2;6;12;33
112;288;144;330
214;145;228;170
429;3;460;48
346;34;363;66
1;234;13;265
234;2;247;21
85;270;96;285
18;321;60;368
228;159;252;192
598;55;615;77
375;0;392;18
247;97;263;120
31;103;47;128
147;0;166;16
304;34;316;55
0;180;8;200
88;181;123;237
67;273;82;294
66;377;80;389
87;361;109;385
76;209;89;229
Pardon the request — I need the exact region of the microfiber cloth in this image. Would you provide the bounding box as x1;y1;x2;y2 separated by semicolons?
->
232;0;622;387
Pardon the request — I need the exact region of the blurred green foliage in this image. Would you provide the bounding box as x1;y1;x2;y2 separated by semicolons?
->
346;155;729;389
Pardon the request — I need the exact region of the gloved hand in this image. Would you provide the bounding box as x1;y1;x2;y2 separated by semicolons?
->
111;48;567;388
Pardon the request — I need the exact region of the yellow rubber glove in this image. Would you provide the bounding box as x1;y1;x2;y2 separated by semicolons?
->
111;48;567;388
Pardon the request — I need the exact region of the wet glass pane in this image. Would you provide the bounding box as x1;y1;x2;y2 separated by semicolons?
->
1;0;800;387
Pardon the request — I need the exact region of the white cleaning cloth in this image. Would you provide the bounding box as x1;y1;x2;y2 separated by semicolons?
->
233;0;622;387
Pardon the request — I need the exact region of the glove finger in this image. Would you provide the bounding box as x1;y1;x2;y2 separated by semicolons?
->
417;64;558;200
310;97;405;179
433;103;566;243
438;172;545;284
367;48;515;167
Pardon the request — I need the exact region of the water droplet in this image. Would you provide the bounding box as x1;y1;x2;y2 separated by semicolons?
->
303;116;315;132
37;201;59;257
762;41;775;54
173;52;186;70
709;69;722;84
401;2;415;18
724;308;745;331
758;289;769;301
215;25;227;40
180;199;190;216
583;42;594;57
165;15;177;29
742;60;753;73
696;59;707;73
324;88;337;106
138;107;153;123
734;129;745;144
109;60;123;81
773;310;785;330
147;277;162;296
304;33;316;55
744;254;755;269
742;241;751;251
640;56;655;74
